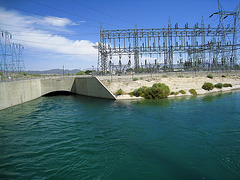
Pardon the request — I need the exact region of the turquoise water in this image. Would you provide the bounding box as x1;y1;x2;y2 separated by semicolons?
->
0;92;240;180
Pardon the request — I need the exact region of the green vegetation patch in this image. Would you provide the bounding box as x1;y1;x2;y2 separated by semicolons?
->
214;83;223;89
189;89;197;95
130;83;170;99
179;90;186;94
115;89;124;95
133;78;138;81
223;83;232;87
202;82;214;91
76;71;85;75
207;74;213;79
170;92;180;95
162;75;168;78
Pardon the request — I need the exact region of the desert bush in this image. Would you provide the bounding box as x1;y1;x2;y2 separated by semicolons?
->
214;83;223;89
178;75;184;78
189;89;197;95
115;89;124;95
207;74;213;79
130;83;170;99
129;86;147;97
179;90;186;94
170;92;179;95
76;71;85;75
202;82;214;91
223;83;232;87
133;78;138;81
162;75;168;78
222;75;226;78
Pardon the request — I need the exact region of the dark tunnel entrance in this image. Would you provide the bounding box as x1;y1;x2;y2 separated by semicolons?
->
43;91;76;96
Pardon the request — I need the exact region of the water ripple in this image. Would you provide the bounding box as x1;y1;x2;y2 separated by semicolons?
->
1;93;240;179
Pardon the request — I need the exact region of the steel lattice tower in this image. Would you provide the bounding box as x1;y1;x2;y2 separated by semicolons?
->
0;31;25;73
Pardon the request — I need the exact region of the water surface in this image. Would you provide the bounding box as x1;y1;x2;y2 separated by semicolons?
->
0;92;240;179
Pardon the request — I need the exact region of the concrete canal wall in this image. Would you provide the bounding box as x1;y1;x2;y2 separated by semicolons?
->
0;77;116;111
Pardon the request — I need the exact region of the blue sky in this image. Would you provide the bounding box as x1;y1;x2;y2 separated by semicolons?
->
0;0;239;71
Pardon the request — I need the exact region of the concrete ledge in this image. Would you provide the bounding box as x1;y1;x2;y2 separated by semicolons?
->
0;77;116;111
73;77;116;100
0;79;41;110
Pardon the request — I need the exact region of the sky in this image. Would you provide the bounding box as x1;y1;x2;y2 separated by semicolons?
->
0;0;239;71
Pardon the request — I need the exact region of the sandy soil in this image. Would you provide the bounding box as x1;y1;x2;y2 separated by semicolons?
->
98;71;240;99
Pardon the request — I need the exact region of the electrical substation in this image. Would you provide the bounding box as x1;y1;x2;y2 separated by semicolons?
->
97;1;240;74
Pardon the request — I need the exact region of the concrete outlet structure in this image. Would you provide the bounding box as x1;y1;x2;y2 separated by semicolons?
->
0;77;116;111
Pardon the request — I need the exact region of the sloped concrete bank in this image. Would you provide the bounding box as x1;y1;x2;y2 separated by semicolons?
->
0;77;116;111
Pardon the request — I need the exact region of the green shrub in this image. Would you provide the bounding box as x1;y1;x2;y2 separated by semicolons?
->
214;83;223;89
115;89;124;95
223;83;232;87
178;75;184;78
170;92;179;95
222;75;226;78
186;76;190;78
129;86;147;97
130;83;170;99
133;78;138;81
189;89;197;95
162;75;168;78
31;74;41;77
207;74;213;79
179;90;186;94
76;71;85;75
202;82;214;91
85;70;92;75
139;77;143;80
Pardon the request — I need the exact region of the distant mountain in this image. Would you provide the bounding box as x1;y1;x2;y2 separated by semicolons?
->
27;69;80;75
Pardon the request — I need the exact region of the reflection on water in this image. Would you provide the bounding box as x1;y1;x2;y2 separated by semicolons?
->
131;98;171;107
202;92;233;102
0;92;240;179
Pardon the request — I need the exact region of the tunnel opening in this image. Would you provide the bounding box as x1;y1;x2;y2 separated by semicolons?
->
43;91;76;97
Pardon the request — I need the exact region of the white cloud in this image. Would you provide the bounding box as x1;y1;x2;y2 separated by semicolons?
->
0;7;98;70
41;16;76;27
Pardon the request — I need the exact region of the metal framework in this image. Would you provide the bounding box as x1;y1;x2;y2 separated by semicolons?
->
0;31;25;73
98;1;240;74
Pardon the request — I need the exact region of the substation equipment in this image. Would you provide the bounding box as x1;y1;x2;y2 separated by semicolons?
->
97;2;240;74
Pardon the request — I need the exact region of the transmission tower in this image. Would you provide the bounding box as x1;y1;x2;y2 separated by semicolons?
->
0;31;12;73
0;31;25;73
210;0;240;69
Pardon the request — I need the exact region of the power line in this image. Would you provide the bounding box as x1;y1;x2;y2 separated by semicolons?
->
14;32;98;37
71;0;134;26
26;51;97;56
28;0;126;28
0;23;98;37
1;3;98;29
13;38;88;47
